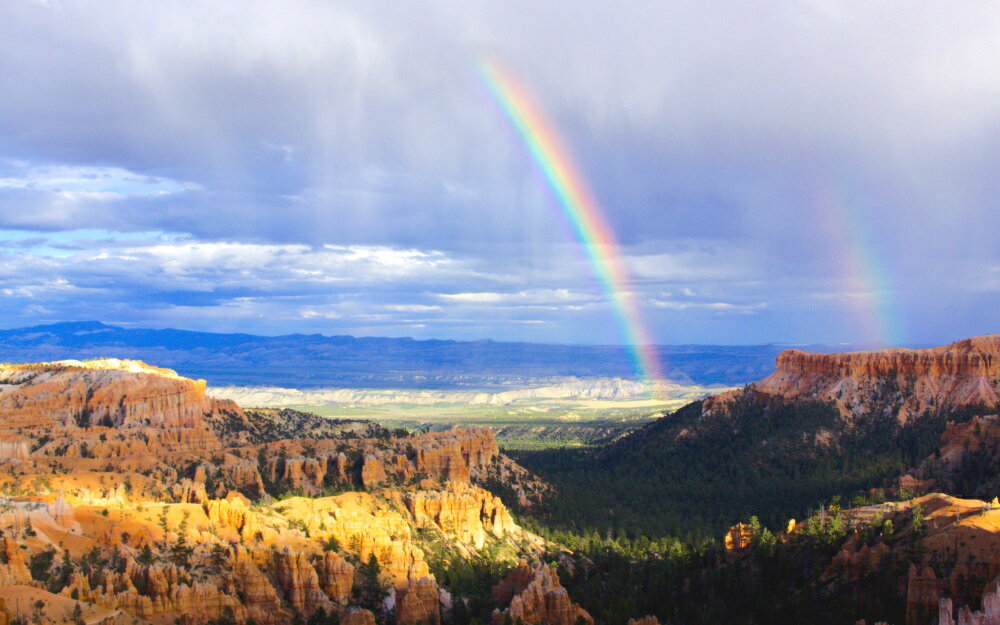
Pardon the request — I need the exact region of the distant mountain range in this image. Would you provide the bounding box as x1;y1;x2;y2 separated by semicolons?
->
0;320;798;389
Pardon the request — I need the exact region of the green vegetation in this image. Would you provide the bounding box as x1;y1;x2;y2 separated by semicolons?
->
279;395;697;449
519;508;917;625
28;548;55;582
510;393;979;540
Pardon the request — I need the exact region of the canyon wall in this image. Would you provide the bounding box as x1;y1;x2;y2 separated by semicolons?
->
706;335;999;423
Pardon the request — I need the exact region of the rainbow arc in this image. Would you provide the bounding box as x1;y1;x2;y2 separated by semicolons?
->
478;58;665;393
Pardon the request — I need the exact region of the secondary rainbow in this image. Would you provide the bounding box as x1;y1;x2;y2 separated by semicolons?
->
818;176;905;348
478;57;665;390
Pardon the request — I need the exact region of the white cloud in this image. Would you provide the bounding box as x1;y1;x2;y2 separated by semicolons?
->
0;162;197;197
651;299;768;314
436;289;590;307
384;304;441;312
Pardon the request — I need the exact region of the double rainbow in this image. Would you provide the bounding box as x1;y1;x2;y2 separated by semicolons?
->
478;58;665;391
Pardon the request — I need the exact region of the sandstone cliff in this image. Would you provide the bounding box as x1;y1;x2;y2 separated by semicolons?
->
0;359;248;437
735;335;999;423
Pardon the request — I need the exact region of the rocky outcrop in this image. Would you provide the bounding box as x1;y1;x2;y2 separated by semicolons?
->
938;580;1000;625
343;608;377;625
47;494;74;528
740;335;1000;423
0;358;549;625
232;546;283;624
275;547;333;616
396;577;441;625
361;455;387;488
0;534;31;585
319;551;355;604
271;494;432;587
205;491;262;542
0;438;29;464
823;534;890;583
906;565;941;625
0;359;246;436
404;483;519;548
491;561;593;625
60;558;247;623
724;523;755;552
247;427;511;496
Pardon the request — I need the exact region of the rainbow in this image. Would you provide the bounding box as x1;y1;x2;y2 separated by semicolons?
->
478;58;665;391
818;178;905;347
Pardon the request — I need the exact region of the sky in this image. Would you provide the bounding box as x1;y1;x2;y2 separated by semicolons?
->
0;0;996;346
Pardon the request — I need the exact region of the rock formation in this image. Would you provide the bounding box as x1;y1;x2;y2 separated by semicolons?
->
939;580;1000;625
342;608;377;625
0;358;551;625
404;482;518;548
274;547;333;616
318;551;355;604
491;561;593;625
0;534;31;585
232;546;283;623
0;359;248;436
731;335;1000;423
396;577;441;625
724;523;756;552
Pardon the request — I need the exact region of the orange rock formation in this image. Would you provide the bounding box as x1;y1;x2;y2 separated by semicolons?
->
490;561;593;625
0;358;550;625
396;577;441;625
739;335;1000;423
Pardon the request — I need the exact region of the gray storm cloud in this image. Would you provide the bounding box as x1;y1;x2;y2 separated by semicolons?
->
0;0;996;344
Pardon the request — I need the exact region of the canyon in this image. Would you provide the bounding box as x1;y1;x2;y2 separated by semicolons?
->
0;334;999;625
0;359;557;625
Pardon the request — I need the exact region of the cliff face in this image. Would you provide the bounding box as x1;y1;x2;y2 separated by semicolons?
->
0;358;544;506
743;335;999;423
0;359;247;435
245;426;543;502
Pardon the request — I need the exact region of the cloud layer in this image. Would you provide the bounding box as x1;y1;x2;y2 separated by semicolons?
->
0;0;996;345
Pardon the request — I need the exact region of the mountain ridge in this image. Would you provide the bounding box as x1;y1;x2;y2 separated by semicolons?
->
0;320;798;388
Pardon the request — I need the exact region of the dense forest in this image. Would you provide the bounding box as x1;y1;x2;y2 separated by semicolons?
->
518;505;934;625
508;392;984;540
487;393;998;625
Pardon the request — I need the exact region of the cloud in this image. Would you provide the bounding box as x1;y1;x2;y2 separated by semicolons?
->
651;299;768;314
0;1;995;344
436;289;594;308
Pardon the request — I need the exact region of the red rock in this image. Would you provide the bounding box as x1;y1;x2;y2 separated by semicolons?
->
404;483;519;549
318;551;354;604
232;546;283;624
739;335;1000;424
343;608;377;625
274;547;333;616
491;562;593;625
724;523;755;552
396;576;441;625
906;564;941;625
0;535;31;585
361;455;387;488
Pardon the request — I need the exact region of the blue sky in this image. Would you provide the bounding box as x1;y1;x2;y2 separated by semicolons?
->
0;0;996;346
